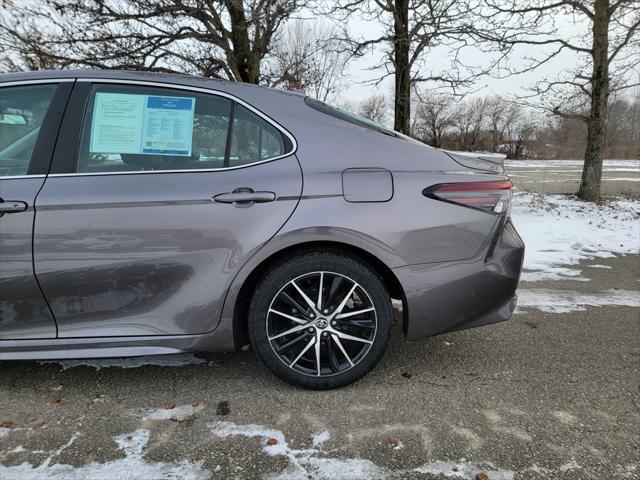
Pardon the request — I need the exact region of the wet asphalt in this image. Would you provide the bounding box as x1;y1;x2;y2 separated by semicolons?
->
0;254;638;479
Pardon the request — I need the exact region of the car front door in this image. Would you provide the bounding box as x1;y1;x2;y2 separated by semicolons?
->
33;80;302;338
0;81;72;339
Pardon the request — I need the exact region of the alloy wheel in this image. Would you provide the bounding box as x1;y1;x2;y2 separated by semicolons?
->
266;271;378;377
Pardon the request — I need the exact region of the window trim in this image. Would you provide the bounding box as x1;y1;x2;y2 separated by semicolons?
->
50;78;297;177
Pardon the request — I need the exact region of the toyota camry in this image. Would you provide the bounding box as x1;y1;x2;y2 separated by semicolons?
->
0;70;524;389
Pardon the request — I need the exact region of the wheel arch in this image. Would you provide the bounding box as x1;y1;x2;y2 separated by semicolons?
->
232;241;407;350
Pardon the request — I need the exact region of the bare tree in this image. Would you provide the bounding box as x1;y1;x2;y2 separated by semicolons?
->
325;0;484;135
479;0;640;201
0;0;300;84
503;111;538;159
269;20;349;101
453;97;489;151
606;90;640;158
357;93;388;123
484;96;524;152
411;92;458;147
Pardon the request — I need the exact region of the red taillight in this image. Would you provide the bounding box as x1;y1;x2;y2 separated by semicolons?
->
423;181;512;214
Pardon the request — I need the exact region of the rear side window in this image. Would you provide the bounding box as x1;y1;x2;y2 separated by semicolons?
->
230;104;285;167
76;84;290;173
0;84;57;177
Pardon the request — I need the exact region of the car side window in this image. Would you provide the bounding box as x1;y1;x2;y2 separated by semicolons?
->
76;84;288;173
229;104;285;167
77;84;232;173
0;84;57;177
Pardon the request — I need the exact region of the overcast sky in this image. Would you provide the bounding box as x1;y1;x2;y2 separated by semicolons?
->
302;8;589;104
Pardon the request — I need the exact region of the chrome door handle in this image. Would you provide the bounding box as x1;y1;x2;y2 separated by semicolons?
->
0;200;28;214
213;189;276;205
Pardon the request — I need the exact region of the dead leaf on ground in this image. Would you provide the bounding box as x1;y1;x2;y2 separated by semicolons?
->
266;438;278;446
34;419;47;428
476;473;490;480
1;420;16;429
51;399;64;407
163;402;176;410
191;401;201;408
388;435;403;449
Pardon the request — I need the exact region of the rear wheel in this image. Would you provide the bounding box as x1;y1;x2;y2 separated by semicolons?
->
248;251;393;389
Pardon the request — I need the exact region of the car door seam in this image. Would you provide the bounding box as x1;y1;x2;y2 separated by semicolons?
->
32;79;77;338
215;153;305;334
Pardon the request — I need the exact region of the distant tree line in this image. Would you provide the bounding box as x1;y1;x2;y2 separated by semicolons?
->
352;90;640;160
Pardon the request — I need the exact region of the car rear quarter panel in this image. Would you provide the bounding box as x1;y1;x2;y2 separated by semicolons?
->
218;87;502;265
206;88;512;347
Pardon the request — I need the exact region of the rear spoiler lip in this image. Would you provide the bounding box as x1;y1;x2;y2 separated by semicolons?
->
443;150;507;166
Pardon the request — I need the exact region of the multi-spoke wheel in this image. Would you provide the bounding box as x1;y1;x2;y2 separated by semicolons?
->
249;251;393;389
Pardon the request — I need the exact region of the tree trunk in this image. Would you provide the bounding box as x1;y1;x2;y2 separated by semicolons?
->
393;0;410;134
227;1;260;84
577;0;609;201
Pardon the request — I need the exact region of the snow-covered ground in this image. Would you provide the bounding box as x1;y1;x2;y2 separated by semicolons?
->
505;159;639;171
512;192;640;314
208;421;518;480
511;193;640;282
0;430;208;480
0;416;593;480
516;289;640;313
505;160;640;194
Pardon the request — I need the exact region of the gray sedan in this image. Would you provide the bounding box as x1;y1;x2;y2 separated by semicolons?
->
0;70;524;389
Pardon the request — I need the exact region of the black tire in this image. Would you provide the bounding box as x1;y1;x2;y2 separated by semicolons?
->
248;250;393;390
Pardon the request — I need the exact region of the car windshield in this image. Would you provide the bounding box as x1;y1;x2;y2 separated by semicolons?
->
304;97;426;146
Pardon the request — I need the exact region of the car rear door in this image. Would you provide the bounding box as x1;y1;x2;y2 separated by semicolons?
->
0;80;72;339
33;79;302;338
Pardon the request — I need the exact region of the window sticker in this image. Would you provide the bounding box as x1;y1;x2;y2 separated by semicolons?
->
90;93;195;156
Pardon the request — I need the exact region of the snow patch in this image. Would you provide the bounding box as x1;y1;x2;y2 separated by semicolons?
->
588;264;612;269
39;354;206;371
301;457;388;480
209;421;521;480
0;430;208;480
0;427;11;438
511;193;640;282
517;289;640;313
559;459;582;472
505;159;640;169
210;421;388;479
137;403;205;422
312;431;330;447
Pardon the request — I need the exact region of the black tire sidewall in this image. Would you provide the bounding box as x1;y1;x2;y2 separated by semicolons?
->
248;251;393;390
